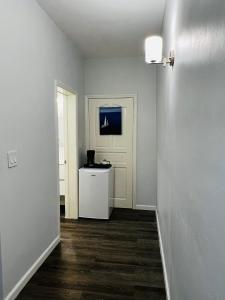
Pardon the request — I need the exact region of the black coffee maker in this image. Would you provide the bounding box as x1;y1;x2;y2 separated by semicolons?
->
86;150;95;167
84;150;112;169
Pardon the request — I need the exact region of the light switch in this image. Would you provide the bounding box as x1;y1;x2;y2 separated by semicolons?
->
7;150;18;168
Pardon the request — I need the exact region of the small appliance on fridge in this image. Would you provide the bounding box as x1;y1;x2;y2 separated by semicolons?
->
84;150;111;169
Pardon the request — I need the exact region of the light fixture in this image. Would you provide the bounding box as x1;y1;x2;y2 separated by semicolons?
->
145;35;175;67
145;36;162;64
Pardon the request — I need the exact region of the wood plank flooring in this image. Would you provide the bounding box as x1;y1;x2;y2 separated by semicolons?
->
17;209;166;300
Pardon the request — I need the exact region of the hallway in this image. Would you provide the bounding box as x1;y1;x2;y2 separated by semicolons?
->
1;0;225;299
18;209;166;300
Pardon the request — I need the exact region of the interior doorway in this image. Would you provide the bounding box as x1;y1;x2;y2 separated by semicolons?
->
56;84;78;220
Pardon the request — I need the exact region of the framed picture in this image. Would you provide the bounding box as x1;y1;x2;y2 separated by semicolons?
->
99;107;122;135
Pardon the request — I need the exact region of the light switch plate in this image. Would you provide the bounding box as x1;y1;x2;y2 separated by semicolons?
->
7;150;18;168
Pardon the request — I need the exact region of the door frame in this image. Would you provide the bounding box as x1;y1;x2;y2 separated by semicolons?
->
85;94;137;209
54;80;79;220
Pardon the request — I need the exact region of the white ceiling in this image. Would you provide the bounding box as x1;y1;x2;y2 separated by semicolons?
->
37;0;165;58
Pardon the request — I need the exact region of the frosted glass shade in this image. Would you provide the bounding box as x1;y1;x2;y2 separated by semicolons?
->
145;36;163;64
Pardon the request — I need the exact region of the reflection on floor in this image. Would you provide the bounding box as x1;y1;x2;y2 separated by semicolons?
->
18;208;166;300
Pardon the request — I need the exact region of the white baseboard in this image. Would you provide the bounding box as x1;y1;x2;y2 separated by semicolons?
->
156;210;171;300
5;236;60;300
135;204;156;211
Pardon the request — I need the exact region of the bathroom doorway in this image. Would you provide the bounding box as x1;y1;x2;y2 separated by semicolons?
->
56;83;79;220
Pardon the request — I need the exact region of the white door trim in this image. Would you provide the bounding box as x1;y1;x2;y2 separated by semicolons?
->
54;80;79;221
85;94;137;209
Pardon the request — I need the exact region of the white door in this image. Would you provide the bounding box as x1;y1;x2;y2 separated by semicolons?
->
88;97;134;208
57;91;68;203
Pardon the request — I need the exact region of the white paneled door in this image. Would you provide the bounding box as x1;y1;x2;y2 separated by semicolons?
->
88;97;134;208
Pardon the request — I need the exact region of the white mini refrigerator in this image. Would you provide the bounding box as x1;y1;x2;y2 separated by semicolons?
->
79;167;114;219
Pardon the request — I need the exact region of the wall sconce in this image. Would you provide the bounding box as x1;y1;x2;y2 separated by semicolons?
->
145;36;175;67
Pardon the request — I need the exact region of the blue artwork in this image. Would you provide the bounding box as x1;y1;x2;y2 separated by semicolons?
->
99;107;122;135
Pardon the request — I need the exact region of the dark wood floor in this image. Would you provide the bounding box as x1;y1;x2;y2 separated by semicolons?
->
18;209;166;300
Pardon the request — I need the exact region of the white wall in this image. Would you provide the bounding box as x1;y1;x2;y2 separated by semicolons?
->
0;0;84;298
85;57;157;208
157;0;225;299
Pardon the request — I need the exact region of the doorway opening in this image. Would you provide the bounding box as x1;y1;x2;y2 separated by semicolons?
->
56;84;78;220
